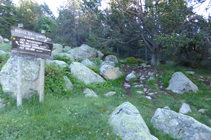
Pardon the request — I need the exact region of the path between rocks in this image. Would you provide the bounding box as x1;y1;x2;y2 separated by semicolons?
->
121;65;180;101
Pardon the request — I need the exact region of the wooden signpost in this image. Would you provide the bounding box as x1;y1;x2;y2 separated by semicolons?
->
11;25;53;106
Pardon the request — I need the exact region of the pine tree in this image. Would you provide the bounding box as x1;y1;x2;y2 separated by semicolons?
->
0;0;17;39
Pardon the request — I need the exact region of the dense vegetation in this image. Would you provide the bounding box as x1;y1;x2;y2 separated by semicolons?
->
0;0;211;67
0;51;211;139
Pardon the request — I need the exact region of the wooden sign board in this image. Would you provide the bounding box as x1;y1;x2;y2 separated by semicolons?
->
11;26;51;43
11;36;53;59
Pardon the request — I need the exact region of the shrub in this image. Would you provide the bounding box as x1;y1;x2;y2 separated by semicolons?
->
125;57;146;66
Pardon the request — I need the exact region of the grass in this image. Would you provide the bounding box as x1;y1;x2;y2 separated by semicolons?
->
0;43;11;52
0;55;211;139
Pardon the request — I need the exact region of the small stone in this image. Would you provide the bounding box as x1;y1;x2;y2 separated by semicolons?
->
200;76;204;79
83;88;98;97
125;71;137;81
148;72;154;76
124;83;131;88
198;109;207;114
206;98;211;100
179;103;192;114
104;91;116;97
140;76;146;81
147;77;155;82
134;84;144;88
185;71;195;75
156;74;159;77
146;96;152;100
138;72;142;77
163;106;171;110
143;88;147;92
160;86;163;88
137;91;144;94
148;93;154;96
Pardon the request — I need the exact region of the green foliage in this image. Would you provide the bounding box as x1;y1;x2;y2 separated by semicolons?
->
0;0;17;39
53;55;72;65
124;57;146;67
44;64;68;96
158;72;174;88
86;65;100;74
0;43;11;52
92;58;101;66
129;78;138;83
0;54;10;70
34;15;55;34
16;0;43;30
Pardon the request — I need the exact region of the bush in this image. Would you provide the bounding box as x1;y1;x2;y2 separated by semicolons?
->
124;57;146;66
53;55;72;65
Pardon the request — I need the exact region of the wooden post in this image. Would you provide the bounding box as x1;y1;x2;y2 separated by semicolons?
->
39;30;46;102
39;59;45;102
17;56;22;106
18;23;23;29
17;23;23;107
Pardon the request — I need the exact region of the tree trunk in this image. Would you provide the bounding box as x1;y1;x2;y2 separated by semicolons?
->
117;46;119;56
151;48;160;66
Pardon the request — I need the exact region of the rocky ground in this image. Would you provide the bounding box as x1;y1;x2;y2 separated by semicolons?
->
121;64;211;101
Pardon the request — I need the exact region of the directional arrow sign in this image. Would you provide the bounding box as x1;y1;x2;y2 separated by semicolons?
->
11;26;51;43
11;36;53;59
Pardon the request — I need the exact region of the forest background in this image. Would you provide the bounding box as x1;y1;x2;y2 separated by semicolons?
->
1;0;211;68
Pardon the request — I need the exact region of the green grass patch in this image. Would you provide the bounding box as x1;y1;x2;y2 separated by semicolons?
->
1;57;211;139
0;43;11;52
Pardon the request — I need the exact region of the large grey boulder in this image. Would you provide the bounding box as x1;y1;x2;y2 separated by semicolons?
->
0;36;3;43
68;44;98;61
0;56;41;99
63;46;71;51
151;108;211;140
52;44;63;56
100;65;123;80
69;62;105;85
46;60;67;68
63;76;73;90
81;59;94;66
167;72;198;94
109;102;156;140
125;71;137;81
3;38;9;43
105;55;118;64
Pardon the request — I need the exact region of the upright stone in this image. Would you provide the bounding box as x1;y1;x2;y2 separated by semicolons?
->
105;55;118;64
109;102;156;140
69;62;105;85
63;76;73;90
100;65;123;80
167;72;198;94
68;44;97;60
0;35;3;43
0;56;41;99
51;44;63;56
151;108;211;140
